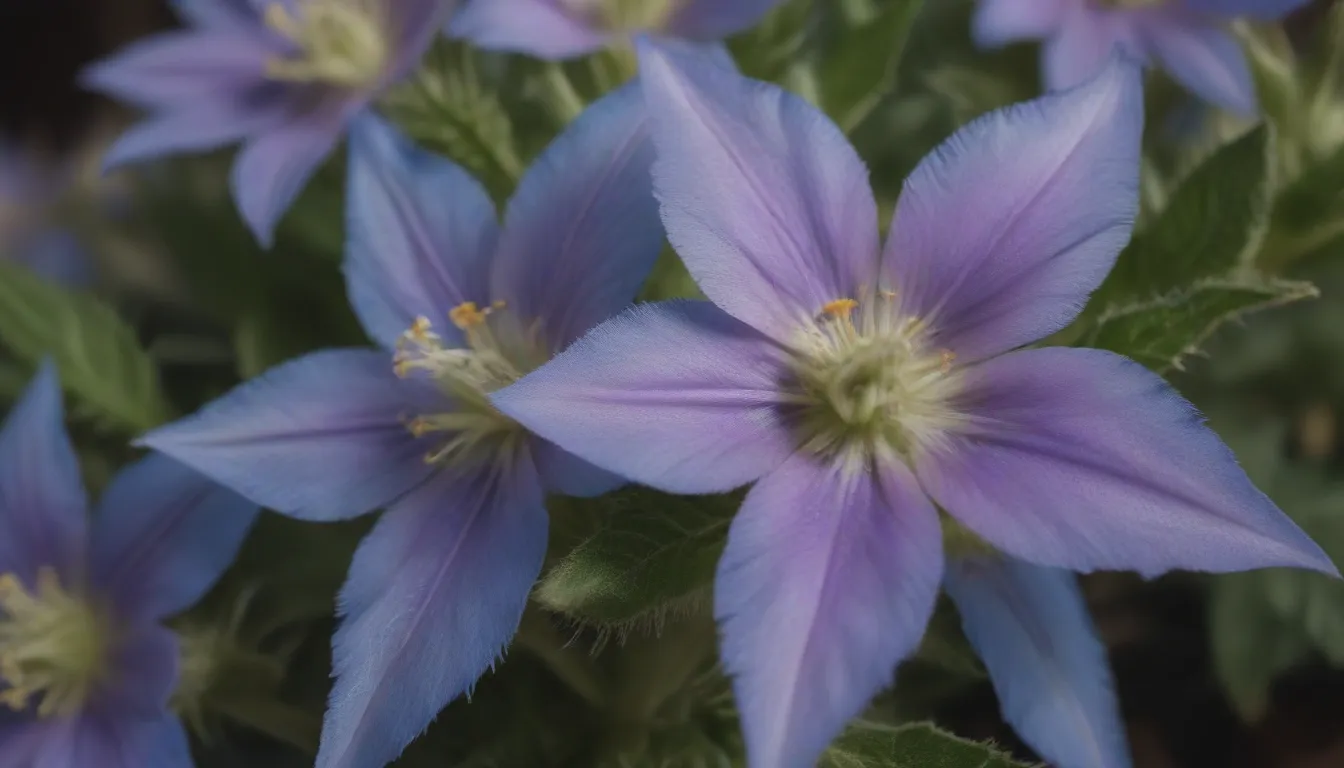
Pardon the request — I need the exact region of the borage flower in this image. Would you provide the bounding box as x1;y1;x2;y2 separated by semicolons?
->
139;84;663;768
493;44;1337;768
974;0;1310;115
0;362;257;767
450;0;783;59
82;0;454;246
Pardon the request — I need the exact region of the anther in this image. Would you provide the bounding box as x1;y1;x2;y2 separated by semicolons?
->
820;298;859;319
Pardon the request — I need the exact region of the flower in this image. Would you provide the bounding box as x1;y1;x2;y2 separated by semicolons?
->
974;0;1311;116
0;361;258;767
450;0;783;59
81;0;455;247
138;82;663;768
490;43;1337;768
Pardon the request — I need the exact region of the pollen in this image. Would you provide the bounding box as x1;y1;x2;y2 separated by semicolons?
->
820;298;859;319
264;0;389;88
0;568;108;718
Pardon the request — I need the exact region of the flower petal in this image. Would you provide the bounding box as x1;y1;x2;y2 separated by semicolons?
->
316;459;548;768
80;30;274;107
531;438;625;498
384;0;458;81
944;556;1131;768
1141;16;1257;116
1179;0;1311;20
636;38;880;341
171;0;266;29
918;347;1338;577
90;454;260;621
345;114;497;350
100;92;286;172
883;56;1142;363
1041;11;1139;92
492;301;795;495
972;0;1066;47
665;0;784;40
448;0;610;59
138;350;436;522
717;453;942;768
0;361;88;583
492;82;662;351
33;710;192;768
97;623;180;716
231;96;358;247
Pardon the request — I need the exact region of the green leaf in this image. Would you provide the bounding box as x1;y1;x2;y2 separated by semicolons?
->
821;721;1034;768
730;0;816;84
819;0;925;133
0;263;171;432
1082;277;1317;373
536;488;738;627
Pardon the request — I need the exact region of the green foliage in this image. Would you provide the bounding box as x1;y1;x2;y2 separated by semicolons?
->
0;262;171;432
818;0;924;133
821;721;1034;768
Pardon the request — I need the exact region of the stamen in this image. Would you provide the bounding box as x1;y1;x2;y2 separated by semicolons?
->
264;0;389;88
0;568;107;718
820;298;858;319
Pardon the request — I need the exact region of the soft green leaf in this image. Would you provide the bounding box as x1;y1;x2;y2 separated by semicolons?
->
821;721;1034;768
0;262;171;432
819;0;924;133
536;489;738;627
730;0;816;84
1082;277;1317;373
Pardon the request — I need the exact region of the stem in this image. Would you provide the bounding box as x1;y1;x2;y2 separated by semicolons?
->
514;607;609;708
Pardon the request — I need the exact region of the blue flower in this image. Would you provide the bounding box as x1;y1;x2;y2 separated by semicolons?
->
82;0;456;246
973;0;1311;115
139;82;664;768
450;0;783;59
0;361;258;767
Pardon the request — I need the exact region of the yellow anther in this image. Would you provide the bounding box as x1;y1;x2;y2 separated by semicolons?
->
409;316;433;340
821;299;859;319
449;302;491;330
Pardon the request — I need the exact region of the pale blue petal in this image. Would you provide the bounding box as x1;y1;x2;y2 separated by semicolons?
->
90;454;260;621
1179;0;1312;20
345;114;497;350
883;56;1142;363
138;350;437;522
0;361;88;583
945;557;1132;768
493;301;795;495
917;348;1339;577
316;459;548;768
448;0;610;59
1042;11;1141;92
973;0;1066;47
385;0;459;80
171;0;267;29
31;709;192;768
96;623;179;716
636;39;880;342
100;92;288;171
80;30;275;107
665;0;784;40
717;453;942;768
1142;17;1257;115
492;82;662;351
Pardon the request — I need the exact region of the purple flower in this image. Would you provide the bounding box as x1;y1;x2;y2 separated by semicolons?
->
81;0;455;247
0;362;258;768
975;0;1311;115
450;0;783;59
491;44;1337;768
138;82;663;768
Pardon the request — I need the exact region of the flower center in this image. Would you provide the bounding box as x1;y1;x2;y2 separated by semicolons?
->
0;568;108;718
569;0;680;32
264;0;389;88
787;294;964;466
393;302;548;466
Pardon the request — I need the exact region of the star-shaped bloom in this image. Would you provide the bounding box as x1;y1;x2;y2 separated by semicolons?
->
82;0;454;246
450;0;783;59
139;82;663;768
0;362;258;768
492;43;1337;768
974;0;1310;115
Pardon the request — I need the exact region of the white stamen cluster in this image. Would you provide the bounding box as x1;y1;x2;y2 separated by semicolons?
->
264;0;390;88
0;568;107;718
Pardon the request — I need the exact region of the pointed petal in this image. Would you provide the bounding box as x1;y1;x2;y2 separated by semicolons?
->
493;301;794;495
918;348;1338;577
1142;17;1257;116
90;454;260;620
492;82;662;351
385;0;459;80
171;0;266;29
1042;12;1139;92
345;114;497;349
1180;0;1311;20
34;710;192;768
636;39;880;342
945;557;1132;768
447;0;610;59
883;56;1142;363
80;31;274;107
717;453;942;768
531;438;625;498
0;361;88;582
317;460;548;768
138;350;436;522
665;0;784;40
100;93;284;171
231;98;356;247
973;0;1066;47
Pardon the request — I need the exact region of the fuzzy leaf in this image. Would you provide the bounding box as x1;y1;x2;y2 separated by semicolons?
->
0;262;171;432
821;721;1034;768
819;0;924;132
